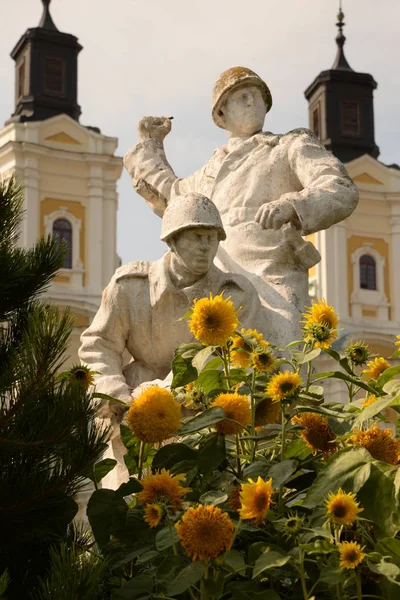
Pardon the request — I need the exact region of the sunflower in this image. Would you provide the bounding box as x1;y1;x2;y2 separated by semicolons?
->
189;292;240;347
231;328;265;368
66;364;95;389
126;386;181;443
255;397;281;427
338;541;365;570
184;382;206;409
251;348;275;374
175;504;234;561
211;392;251;435
302;298;339;349
266;371;302;403
138;469;191;512
228;484;242;511
362;357;390;380
144;503;163;528
283;514;303;536
325;488;363;526
349;425;400;465
239;477;274;525
345;341;371;366
395;334;400;347
292;412;338;456
363;394;379;409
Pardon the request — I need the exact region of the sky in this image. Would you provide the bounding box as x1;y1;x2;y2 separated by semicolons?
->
1;0;400;264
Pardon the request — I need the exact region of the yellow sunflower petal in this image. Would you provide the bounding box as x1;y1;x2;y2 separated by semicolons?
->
189;292;240;347
239;477;274;525
325;488;363;526
138;469;191;513
126;386;181;443
144;503;163;527
292;412;338;456
362;357;390;380
349;425;400;465
266;371;302;403
338;541;365;569
175;504;234;561
211;392;251;435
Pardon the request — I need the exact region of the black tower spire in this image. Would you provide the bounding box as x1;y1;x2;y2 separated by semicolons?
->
304;4;379;162
7;0;82;124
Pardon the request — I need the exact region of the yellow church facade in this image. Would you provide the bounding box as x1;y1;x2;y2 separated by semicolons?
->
0;113;122;366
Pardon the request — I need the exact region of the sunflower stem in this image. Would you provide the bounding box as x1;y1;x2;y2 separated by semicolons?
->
356;569;362;600
298;547;309;600
167;515;178;556
305;360;312;393
250;369;257;461
222;348;232;389
200;565;209;600
138;440;145;479
336;583;343;600
235;435;242;478
278;411;287;513
92;465;99;491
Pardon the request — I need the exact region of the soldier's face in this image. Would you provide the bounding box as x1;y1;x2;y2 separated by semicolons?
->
221;85;266;135
173;228;219;274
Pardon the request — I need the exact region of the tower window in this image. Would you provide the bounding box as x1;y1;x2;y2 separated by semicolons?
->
53;218;72;268
359;254;376;290
312;106;320;138
17;58;25;98
342;101;360;137
44;57;65;96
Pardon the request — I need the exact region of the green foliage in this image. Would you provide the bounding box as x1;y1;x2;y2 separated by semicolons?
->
0;177;109;599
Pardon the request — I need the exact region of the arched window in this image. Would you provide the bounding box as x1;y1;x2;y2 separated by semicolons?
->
53;218;72;268
360;254;376;290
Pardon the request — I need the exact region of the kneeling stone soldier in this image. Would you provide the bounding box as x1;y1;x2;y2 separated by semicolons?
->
79;193;270;413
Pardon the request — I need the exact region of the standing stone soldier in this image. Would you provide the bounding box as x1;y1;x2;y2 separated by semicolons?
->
79;193;269;411
124;66;359;345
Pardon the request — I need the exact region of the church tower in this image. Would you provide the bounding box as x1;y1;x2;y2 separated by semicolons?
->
304;7;379;163
304;7;400;402
0;0;123;365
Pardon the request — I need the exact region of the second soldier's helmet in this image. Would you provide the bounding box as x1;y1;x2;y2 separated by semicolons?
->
160;193;226;243
212;66;273;129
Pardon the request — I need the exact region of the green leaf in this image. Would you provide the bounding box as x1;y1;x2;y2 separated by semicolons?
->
178;406;225;435
155;525;180;551
313;370;376;394
176;341;204;357
152;443;198;470
115;477;142;498
377;365;400;387
359;462;400;538
353;394;400;429
376;538;400;566
318;566;346;586
196;368;227;394
171;353;198;388
167;561;205;596
283;438;312;460
91;458;117;484
294;404;344;419
120;424;138;449
199;490;228;505
292;347;321;364
368;560;400;584
198;433;226;474
92;392;127;404
253;551;291;578
192;345;216;371
243;461;270;480
268;460;297;488
300;539;334;555
112;574;153;600
304;447;373;507
135;550;160;566
226;581;280;600
224;550;247;574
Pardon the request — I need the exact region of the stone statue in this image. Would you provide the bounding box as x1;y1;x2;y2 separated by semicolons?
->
79;193;270;416
124;66;359;345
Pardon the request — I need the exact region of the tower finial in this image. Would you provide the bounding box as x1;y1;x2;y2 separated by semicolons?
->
331;1;352;70
38;0;58;31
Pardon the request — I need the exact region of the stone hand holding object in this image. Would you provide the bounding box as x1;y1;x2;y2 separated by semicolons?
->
255;199;300;230
137;116;173;142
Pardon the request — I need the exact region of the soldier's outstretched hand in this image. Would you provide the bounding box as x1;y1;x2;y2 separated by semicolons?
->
255;199;299;230
138;116;172;142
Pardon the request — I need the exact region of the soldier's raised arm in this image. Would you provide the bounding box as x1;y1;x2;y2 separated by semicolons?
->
123;116;206;217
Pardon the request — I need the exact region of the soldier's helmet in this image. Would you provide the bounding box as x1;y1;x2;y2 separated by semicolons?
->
212;66;273;129
160;193;226;243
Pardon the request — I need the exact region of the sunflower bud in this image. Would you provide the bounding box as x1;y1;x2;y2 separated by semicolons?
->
345;341;371;366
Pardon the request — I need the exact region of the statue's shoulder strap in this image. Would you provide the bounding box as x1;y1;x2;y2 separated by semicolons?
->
115;260;152;281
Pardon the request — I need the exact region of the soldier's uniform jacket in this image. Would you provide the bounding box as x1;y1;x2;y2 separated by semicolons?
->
79;252;269;402
124;128;359;344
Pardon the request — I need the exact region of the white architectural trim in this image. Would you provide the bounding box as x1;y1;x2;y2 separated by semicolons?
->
44;206;84;287
350;244;389;320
